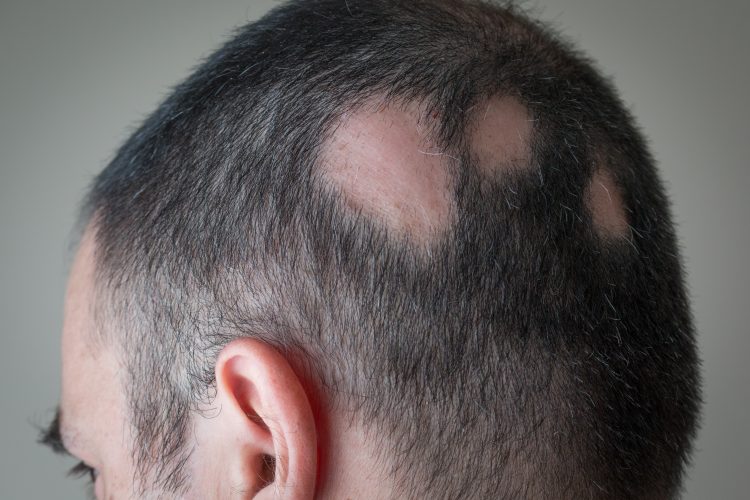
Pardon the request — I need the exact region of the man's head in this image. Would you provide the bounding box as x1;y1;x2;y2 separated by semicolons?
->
42;0;701;498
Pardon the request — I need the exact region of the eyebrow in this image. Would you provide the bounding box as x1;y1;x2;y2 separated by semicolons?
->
39;406;70;456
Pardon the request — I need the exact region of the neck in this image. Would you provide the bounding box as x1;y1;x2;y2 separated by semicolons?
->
314;409;395;499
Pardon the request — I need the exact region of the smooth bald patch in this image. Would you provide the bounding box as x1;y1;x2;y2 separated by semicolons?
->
320;100;453;240
585;168;629;237
468;95;532;175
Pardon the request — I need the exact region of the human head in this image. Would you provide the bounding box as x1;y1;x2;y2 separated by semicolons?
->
42;0;701;498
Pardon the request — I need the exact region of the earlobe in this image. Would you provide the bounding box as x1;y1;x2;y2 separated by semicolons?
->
214;338;318;499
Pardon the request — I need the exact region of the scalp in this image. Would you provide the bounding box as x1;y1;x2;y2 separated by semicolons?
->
319;98;456;242
318;93;539;242
585;166;629;238
467;94;533;176
82;1;699;497
319;92;629;243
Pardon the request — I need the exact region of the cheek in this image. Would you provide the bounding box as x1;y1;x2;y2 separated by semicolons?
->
94;476;105;498
70;349;137;497
98;449;141;499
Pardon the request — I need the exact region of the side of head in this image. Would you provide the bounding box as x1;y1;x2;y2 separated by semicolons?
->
54;0;701;498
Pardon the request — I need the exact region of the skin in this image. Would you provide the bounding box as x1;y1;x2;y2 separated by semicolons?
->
58;229;140;498
321;98;455;241
57;229;394;499
467;95;533;176
321;95;544;243
585;167;629;237
53;95;626;498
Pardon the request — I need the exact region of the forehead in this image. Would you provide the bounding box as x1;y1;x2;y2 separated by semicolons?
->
60;229;126;453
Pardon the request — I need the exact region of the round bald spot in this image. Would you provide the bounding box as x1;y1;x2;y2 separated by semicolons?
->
468;95;532;175
585;168;629;237
320;100;453;240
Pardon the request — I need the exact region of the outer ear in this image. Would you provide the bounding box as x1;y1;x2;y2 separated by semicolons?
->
196;338;317;499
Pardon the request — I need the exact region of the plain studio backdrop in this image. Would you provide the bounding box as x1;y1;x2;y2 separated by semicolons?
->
1;1;747;498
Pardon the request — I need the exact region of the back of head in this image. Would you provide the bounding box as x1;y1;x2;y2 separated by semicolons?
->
83;0;701;498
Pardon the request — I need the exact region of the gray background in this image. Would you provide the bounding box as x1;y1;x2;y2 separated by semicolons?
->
1;0;747;498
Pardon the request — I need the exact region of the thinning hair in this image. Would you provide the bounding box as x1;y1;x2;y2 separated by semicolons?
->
82;0;701;498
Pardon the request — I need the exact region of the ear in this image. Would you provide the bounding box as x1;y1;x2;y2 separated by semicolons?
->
195;338;317;499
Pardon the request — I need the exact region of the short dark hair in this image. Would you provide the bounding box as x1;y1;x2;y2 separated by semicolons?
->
82;0;701;498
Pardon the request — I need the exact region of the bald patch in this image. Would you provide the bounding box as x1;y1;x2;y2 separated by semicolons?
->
468;95;532;175
585;168;629;237
320;100;454;241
